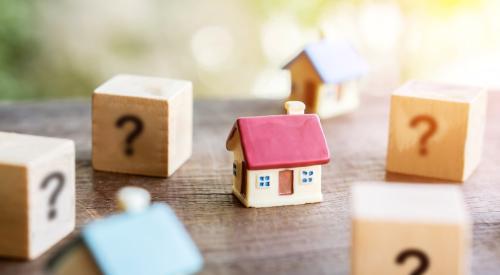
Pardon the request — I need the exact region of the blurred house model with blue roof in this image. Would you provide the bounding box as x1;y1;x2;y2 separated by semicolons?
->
46;187;203;275
283;39;368;119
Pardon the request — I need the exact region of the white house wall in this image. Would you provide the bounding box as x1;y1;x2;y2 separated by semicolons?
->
243;165;323;208
318;80;360;118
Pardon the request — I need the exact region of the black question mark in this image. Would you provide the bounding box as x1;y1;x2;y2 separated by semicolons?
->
396;249;430;275
40;172;65;221
115;115;144;156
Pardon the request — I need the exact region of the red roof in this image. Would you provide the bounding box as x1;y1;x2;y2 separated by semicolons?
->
226;114;330;170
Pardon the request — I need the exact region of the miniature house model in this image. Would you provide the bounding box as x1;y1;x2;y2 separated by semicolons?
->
47;190;203;275
283;40;368;119
226;101;330;208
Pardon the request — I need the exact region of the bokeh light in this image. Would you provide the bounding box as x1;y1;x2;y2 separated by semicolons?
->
191;26;234;71
1;0;500;100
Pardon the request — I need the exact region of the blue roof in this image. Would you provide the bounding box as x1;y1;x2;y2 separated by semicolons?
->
286;40;368;84
81;203;203;275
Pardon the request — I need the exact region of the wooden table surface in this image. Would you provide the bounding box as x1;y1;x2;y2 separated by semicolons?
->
0;95;499;275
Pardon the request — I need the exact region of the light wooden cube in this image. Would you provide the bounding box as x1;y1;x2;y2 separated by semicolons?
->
92;74;193;177
386;81;487;181
0;132;75;260
351;183;470;275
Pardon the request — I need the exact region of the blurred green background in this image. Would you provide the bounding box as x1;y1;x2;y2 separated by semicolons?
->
1;0;499;100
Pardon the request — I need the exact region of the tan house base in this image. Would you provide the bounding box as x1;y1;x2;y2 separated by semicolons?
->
232;186;323;208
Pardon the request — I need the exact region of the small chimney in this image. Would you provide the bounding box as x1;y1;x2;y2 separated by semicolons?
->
116;186;151;214
284;101;305;115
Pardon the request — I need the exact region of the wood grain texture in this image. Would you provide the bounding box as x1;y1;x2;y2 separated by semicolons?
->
0;95;499;274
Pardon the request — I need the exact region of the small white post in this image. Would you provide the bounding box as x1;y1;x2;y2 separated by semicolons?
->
284;101;305;115
116;186;151;213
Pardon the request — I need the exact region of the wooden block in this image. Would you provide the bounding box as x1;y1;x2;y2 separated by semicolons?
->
386;81;487;181
92;74;193;177
0;132;75;260
351;182;470;275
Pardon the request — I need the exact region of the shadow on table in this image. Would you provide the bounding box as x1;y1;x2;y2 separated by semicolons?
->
384;171;456;184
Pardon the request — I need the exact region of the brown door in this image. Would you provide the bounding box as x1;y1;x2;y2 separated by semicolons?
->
241;161;247;196
304;80;318;113
279;170;294;195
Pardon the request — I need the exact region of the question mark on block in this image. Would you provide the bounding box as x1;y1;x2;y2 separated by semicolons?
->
396;248;430;275
410;115;437;156
116;115;144;156
40;172;65;221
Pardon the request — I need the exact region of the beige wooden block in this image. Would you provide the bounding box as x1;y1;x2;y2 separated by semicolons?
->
351;183;470;275
386;81;487;181
0;132;75;260
92;74;193;177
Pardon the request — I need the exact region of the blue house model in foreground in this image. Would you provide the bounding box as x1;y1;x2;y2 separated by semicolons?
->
283;39;368;119
47;202;203;275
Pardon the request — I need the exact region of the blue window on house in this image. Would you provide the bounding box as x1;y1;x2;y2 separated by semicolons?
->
233;162;237;176
258;175;271;188
301;170;314;184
